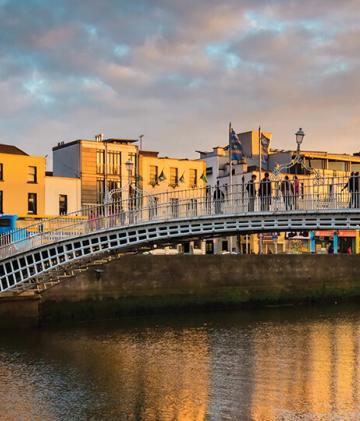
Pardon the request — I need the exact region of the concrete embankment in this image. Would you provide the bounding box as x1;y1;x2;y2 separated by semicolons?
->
1;255;360;326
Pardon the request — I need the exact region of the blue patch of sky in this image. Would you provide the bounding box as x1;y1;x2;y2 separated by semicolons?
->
113;44;130;58
244;11;285;33
166;73;182;82
23;75;54;104
84;24;97;37
188;78;203;89
205;42;266;72
323;61;350;75
205;43;242;69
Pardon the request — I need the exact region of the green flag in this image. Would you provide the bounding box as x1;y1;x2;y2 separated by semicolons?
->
200;173;208;183
158;170;166;182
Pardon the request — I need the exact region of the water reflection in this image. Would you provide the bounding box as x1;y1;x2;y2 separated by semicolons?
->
1;307;360;420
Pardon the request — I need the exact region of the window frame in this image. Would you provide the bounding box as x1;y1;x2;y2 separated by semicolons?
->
28;193;37;215
27;166;37;184
59;194;68;215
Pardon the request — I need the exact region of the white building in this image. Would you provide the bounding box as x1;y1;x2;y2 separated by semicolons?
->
45;174;81;216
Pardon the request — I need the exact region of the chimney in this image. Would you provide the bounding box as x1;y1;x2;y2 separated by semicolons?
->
95;133;104;142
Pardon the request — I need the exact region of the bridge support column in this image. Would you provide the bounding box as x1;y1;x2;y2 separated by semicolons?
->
333;231;339;254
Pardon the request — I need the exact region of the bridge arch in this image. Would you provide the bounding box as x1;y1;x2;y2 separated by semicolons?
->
0;209;359;294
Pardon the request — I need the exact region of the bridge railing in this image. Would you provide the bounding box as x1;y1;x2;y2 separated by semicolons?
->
0;174;358;260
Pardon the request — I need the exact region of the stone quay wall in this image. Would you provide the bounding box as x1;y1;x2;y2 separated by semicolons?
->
1;255;359;326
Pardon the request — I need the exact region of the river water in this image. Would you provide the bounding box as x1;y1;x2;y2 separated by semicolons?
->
1;304;360;420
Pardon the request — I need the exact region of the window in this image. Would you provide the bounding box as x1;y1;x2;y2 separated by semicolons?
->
328;160;345;171
28;166;37;183
189;169;197;187
170;167;178;186
28;193;37;214
352;162;360;172
108;179;121;191
59;194;68;215
149;165;158;185
206;166;213;176
0;191;3;213
96;150;105;174
96;178;104;203
0;164;3;181
107;151;121;175
308;159;325;170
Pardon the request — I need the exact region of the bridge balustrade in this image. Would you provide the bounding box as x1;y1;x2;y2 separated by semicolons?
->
0;175;358;262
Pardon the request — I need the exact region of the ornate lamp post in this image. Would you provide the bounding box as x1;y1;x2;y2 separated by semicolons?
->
295;127;305;153
273;128;317;178
125;158;134;187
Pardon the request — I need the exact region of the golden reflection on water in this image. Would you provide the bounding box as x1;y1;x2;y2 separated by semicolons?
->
250;319;360;420
41;327;210;421
2;310;360;420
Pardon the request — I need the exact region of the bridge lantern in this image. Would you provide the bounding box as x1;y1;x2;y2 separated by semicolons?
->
295;128;305;149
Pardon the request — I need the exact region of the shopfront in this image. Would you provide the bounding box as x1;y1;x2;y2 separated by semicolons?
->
314;230;359;254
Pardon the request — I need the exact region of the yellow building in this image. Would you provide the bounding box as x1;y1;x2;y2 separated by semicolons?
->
0;144;45;217
139;150;207;194
53;134;138;205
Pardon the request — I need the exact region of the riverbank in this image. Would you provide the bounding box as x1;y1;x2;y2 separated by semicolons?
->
1;255;360;327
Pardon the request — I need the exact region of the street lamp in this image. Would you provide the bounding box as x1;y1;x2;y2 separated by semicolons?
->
295;128;305;153
125;159;134;186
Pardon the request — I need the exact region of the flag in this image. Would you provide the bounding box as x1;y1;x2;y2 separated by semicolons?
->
200;173;208;183
158;170;166;182
229;128;244;161
260;133;270;167
179;173;185;183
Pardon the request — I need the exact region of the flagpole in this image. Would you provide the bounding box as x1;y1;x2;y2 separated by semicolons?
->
258;125;262;182
229;122;233;253
229;122;232;193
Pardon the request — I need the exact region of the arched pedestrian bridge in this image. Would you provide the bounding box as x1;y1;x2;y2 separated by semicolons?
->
0;175;359;294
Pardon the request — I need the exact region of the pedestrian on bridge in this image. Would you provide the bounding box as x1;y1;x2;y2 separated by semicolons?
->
259;172;272;211
293;175;300;210
246;174;257;211
281;176;293;211
342;172;357;208
213;181;225;214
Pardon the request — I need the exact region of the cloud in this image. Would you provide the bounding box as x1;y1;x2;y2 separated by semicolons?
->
0;0;360;160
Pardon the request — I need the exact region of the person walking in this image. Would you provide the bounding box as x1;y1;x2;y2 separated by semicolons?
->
281;175;293;210
213;181;225;214
246;174;257;211
293;175;300;210
259;172;272;211
355;171;360;208
342;172;356;208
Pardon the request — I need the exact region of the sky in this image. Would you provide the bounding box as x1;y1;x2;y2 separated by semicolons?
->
1;0;360;165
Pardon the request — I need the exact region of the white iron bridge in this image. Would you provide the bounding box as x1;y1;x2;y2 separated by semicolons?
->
0;175;359;294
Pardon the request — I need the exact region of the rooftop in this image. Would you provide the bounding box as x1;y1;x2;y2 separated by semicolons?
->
53;137;138;151
0;144;28;156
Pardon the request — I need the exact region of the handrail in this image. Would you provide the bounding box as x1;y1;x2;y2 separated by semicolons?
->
0;174;358;261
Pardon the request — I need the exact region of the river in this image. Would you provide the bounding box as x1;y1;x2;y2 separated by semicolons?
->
1;304;360;420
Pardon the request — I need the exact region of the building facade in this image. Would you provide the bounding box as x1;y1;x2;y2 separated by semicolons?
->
45;175;81;216
53;135;138;205
199;129;360;254
0;144;46;218
139;151;206;194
